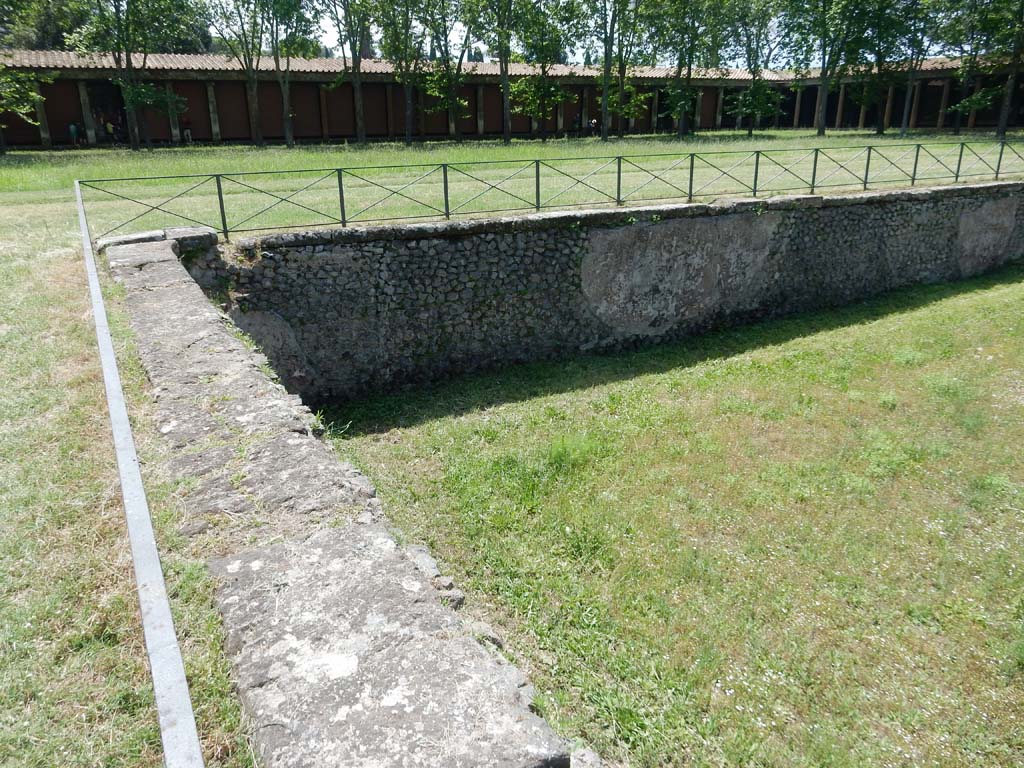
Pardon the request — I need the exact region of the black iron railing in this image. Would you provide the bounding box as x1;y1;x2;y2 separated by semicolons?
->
78;140;1024;241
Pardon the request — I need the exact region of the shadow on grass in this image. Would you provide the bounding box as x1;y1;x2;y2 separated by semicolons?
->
321;262;1024;437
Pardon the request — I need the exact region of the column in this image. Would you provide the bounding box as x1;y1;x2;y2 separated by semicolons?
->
77;81;97;145
716;86;724;128
858;97;867;130
166;83;180;143
581;86;590;130
909;82;922;129
206;82;221;142
813;86;823;130
476;84;485;136
531;116;538;136
792;87;802;128
937;78;951;129
834;83;845;128
650;89;659;132
386;84;396;137
968;79;982;129
417;89;426;137
693;89;702;129
319;85;329;139
34;81;51;147
556;101;564;135
883;86;894;130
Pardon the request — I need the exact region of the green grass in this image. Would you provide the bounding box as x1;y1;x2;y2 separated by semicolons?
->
0;153;251;764
2;129;1022;240
328;265;1024;767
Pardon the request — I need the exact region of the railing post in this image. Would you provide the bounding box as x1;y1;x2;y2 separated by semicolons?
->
688;153;695;202
954;142;964;182
911;144;921;186
616;156;623;205
863;145;872;191
214;174;229;242
534;159;541;211
337;169;347;227
810;148;819;194
441;163;450;220
752;150;760;196
996;140;1006;180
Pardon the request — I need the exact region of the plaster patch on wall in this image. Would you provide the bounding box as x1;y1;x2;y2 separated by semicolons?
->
582;212;780;335
957;197;1019;276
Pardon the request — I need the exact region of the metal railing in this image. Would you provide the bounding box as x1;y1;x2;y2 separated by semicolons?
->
78;140;1024;241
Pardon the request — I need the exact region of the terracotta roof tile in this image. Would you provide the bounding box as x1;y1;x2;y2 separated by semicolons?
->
0;48;962;82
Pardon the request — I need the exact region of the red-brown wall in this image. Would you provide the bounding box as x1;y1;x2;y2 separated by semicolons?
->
325;83;354;137
364;83;389;136
292;83;321;138
42;80;83;144
216;81;250;140
173;81;211;141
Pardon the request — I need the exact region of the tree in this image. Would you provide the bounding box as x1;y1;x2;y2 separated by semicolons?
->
419;0;472;137
933;0;999;135
466;0;518;143
728;0;783;136
374;0;426;145
322;0;373;143
512;0;585;140
784;0;863;136
846;0;907;134
895;0;932;137
69;0;206;150
1;0;93;50
208;0;266;145
0;67;50;154
265;0;317;147
994;0;1024;137
649;0;726;136
611;0;652;138
588;0;618;140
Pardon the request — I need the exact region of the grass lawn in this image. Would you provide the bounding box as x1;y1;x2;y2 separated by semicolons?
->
329;266;1024;767
0;155;249;765
1;128;1022;240
0;130;1022;766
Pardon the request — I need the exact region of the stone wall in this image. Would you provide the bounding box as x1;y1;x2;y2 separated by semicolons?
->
188;182;1024;402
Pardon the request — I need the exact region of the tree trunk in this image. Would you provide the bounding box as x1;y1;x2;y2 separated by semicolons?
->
352;68;366;143
246;76;263;146
997;0;1024;138
125;105;141;151
616;65;626;138
501;61;511;145
816;77;828;137
281;78;294;147
404;81;414;146
601;35;612;141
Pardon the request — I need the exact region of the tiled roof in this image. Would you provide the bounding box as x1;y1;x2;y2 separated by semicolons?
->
0;48;961;82
0;48;783;81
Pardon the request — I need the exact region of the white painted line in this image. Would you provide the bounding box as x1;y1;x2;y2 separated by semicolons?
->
74;182;206;768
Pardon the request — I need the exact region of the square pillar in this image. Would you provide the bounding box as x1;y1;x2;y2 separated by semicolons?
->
909;82;922;129
792;87;802;128
581;86;590;130
35;81;51;147
206;82;221;142
716;86;724;128
417;89;426;137
319;85;330;139
834;83;845;128
693;89;702;128
77;81;97;145
165;83;181;143
386;83;396;137
557;101;564;134
968;79;982;129
937;78;951;129
476;84;485;135
883;86;894;129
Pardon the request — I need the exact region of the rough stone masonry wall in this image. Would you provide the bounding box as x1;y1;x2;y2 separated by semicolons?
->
188;181;1024;402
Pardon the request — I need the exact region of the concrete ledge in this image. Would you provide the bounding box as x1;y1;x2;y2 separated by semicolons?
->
106;229;572;768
